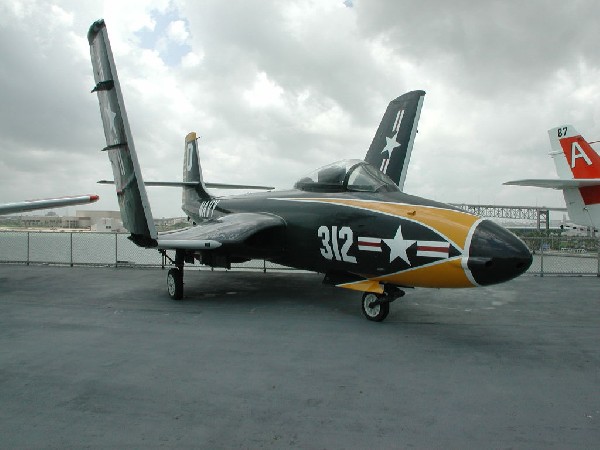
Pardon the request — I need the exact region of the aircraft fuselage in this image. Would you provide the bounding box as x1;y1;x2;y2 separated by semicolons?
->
186;189;532;290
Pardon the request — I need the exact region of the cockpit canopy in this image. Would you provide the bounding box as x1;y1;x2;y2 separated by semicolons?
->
294;159;400;193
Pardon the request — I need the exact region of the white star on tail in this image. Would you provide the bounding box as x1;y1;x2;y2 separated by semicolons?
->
381;131;400;156
383;225;415;265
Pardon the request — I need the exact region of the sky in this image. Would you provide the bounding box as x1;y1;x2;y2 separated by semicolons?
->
1;0;599;219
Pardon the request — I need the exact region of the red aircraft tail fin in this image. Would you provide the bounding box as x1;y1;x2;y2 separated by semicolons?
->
549;125;600;207
550;125;600;180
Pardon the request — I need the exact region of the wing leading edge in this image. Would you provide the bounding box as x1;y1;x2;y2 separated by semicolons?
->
0;194;99;215
504;179;600;189
157;212;286;250
98;180;274;190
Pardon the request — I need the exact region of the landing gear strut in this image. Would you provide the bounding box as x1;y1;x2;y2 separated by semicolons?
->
361;287;405;322
163;250;185;300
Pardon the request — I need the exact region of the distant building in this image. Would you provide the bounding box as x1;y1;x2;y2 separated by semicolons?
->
76;210;122;227
91;217;125;232
76;211;125;232
155;217;189;227
20;214;80;229
12;210;184;232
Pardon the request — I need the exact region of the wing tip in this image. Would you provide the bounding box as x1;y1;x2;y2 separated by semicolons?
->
185;132;197;143
87;19;106;45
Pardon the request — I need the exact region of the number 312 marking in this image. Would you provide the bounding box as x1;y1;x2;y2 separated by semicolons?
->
318;225;357;264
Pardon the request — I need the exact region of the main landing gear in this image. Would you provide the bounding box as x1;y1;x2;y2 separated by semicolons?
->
361;287;405;322
167;268;183;300
162;249;186;300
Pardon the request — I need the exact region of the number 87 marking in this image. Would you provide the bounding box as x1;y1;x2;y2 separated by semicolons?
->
318;225;357;264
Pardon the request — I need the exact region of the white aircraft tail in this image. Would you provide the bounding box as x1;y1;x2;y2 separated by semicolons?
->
550;125;600;227
549;125;600;181
505;125;600;228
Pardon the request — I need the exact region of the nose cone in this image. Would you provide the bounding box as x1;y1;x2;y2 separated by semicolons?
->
467;220;532;286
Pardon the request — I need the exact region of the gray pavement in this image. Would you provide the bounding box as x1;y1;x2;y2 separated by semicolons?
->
0;264;599;448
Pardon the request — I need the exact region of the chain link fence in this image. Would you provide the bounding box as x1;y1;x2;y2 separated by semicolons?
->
520;236;600;276
1;230;599;276
0;231;289;271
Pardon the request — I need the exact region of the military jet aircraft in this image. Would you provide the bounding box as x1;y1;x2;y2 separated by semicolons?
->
88;19;532;321
0;194;99;215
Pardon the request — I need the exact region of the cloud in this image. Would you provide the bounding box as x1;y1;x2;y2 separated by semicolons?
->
243;72;284;108
166;19;189;43
2;0;598;220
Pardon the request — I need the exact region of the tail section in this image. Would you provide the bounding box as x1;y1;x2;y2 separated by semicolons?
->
549;125;600;181
505;125;600;229
549;125;600;227
88;19;157;246
364;90;425;189
182;132;214;219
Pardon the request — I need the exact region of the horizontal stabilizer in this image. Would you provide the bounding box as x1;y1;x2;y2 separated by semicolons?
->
504;179;600;189
203;183;274;190
0;194;99;215
98;180;274;190
157;212;286;250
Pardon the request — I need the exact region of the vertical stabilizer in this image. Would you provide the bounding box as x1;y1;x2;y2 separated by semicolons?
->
549;125;600;180
88;19;157;246
364;90;425;189
182;132;214;219
549;125;600;228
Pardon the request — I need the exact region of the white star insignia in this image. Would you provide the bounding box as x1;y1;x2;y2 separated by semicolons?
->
102;102;118;140
383;225;415;265
381;131;400;156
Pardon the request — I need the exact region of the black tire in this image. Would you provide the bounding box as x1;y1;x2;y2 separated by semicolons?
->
361;292;389;322
167;268;183;300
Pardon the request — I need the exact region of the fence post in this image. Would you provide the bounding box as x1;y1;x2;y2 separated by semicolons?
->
70;232;73;267
597;238;600;277
540;239;544;277
115;233;118;268
26;232;30;266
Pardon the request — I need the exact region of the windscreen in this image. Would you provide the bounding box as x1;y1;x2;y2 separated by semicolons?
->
294;160;399;193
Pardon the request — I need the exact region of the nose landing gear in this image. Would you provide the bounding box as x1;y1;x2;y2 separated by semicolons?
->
361;287;405;322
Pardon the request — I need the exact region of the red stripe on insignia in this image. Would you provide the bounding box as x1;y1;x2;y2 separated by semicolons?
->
417;245;448;252
358;241;381;247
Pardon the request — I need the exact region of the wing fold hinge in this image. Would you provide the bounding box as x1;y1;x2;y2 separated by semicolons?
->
91;80;115;93
101;143;128;152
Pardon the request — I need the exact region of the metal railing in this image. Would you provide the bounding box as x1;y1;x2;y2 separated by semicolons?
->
1;230;599;276
519;236;600;276
0;230;286;271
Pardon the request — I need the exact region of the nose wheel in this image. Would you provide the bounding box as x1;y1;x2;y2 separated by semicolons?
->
361;292;389;322
361;288;405;322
